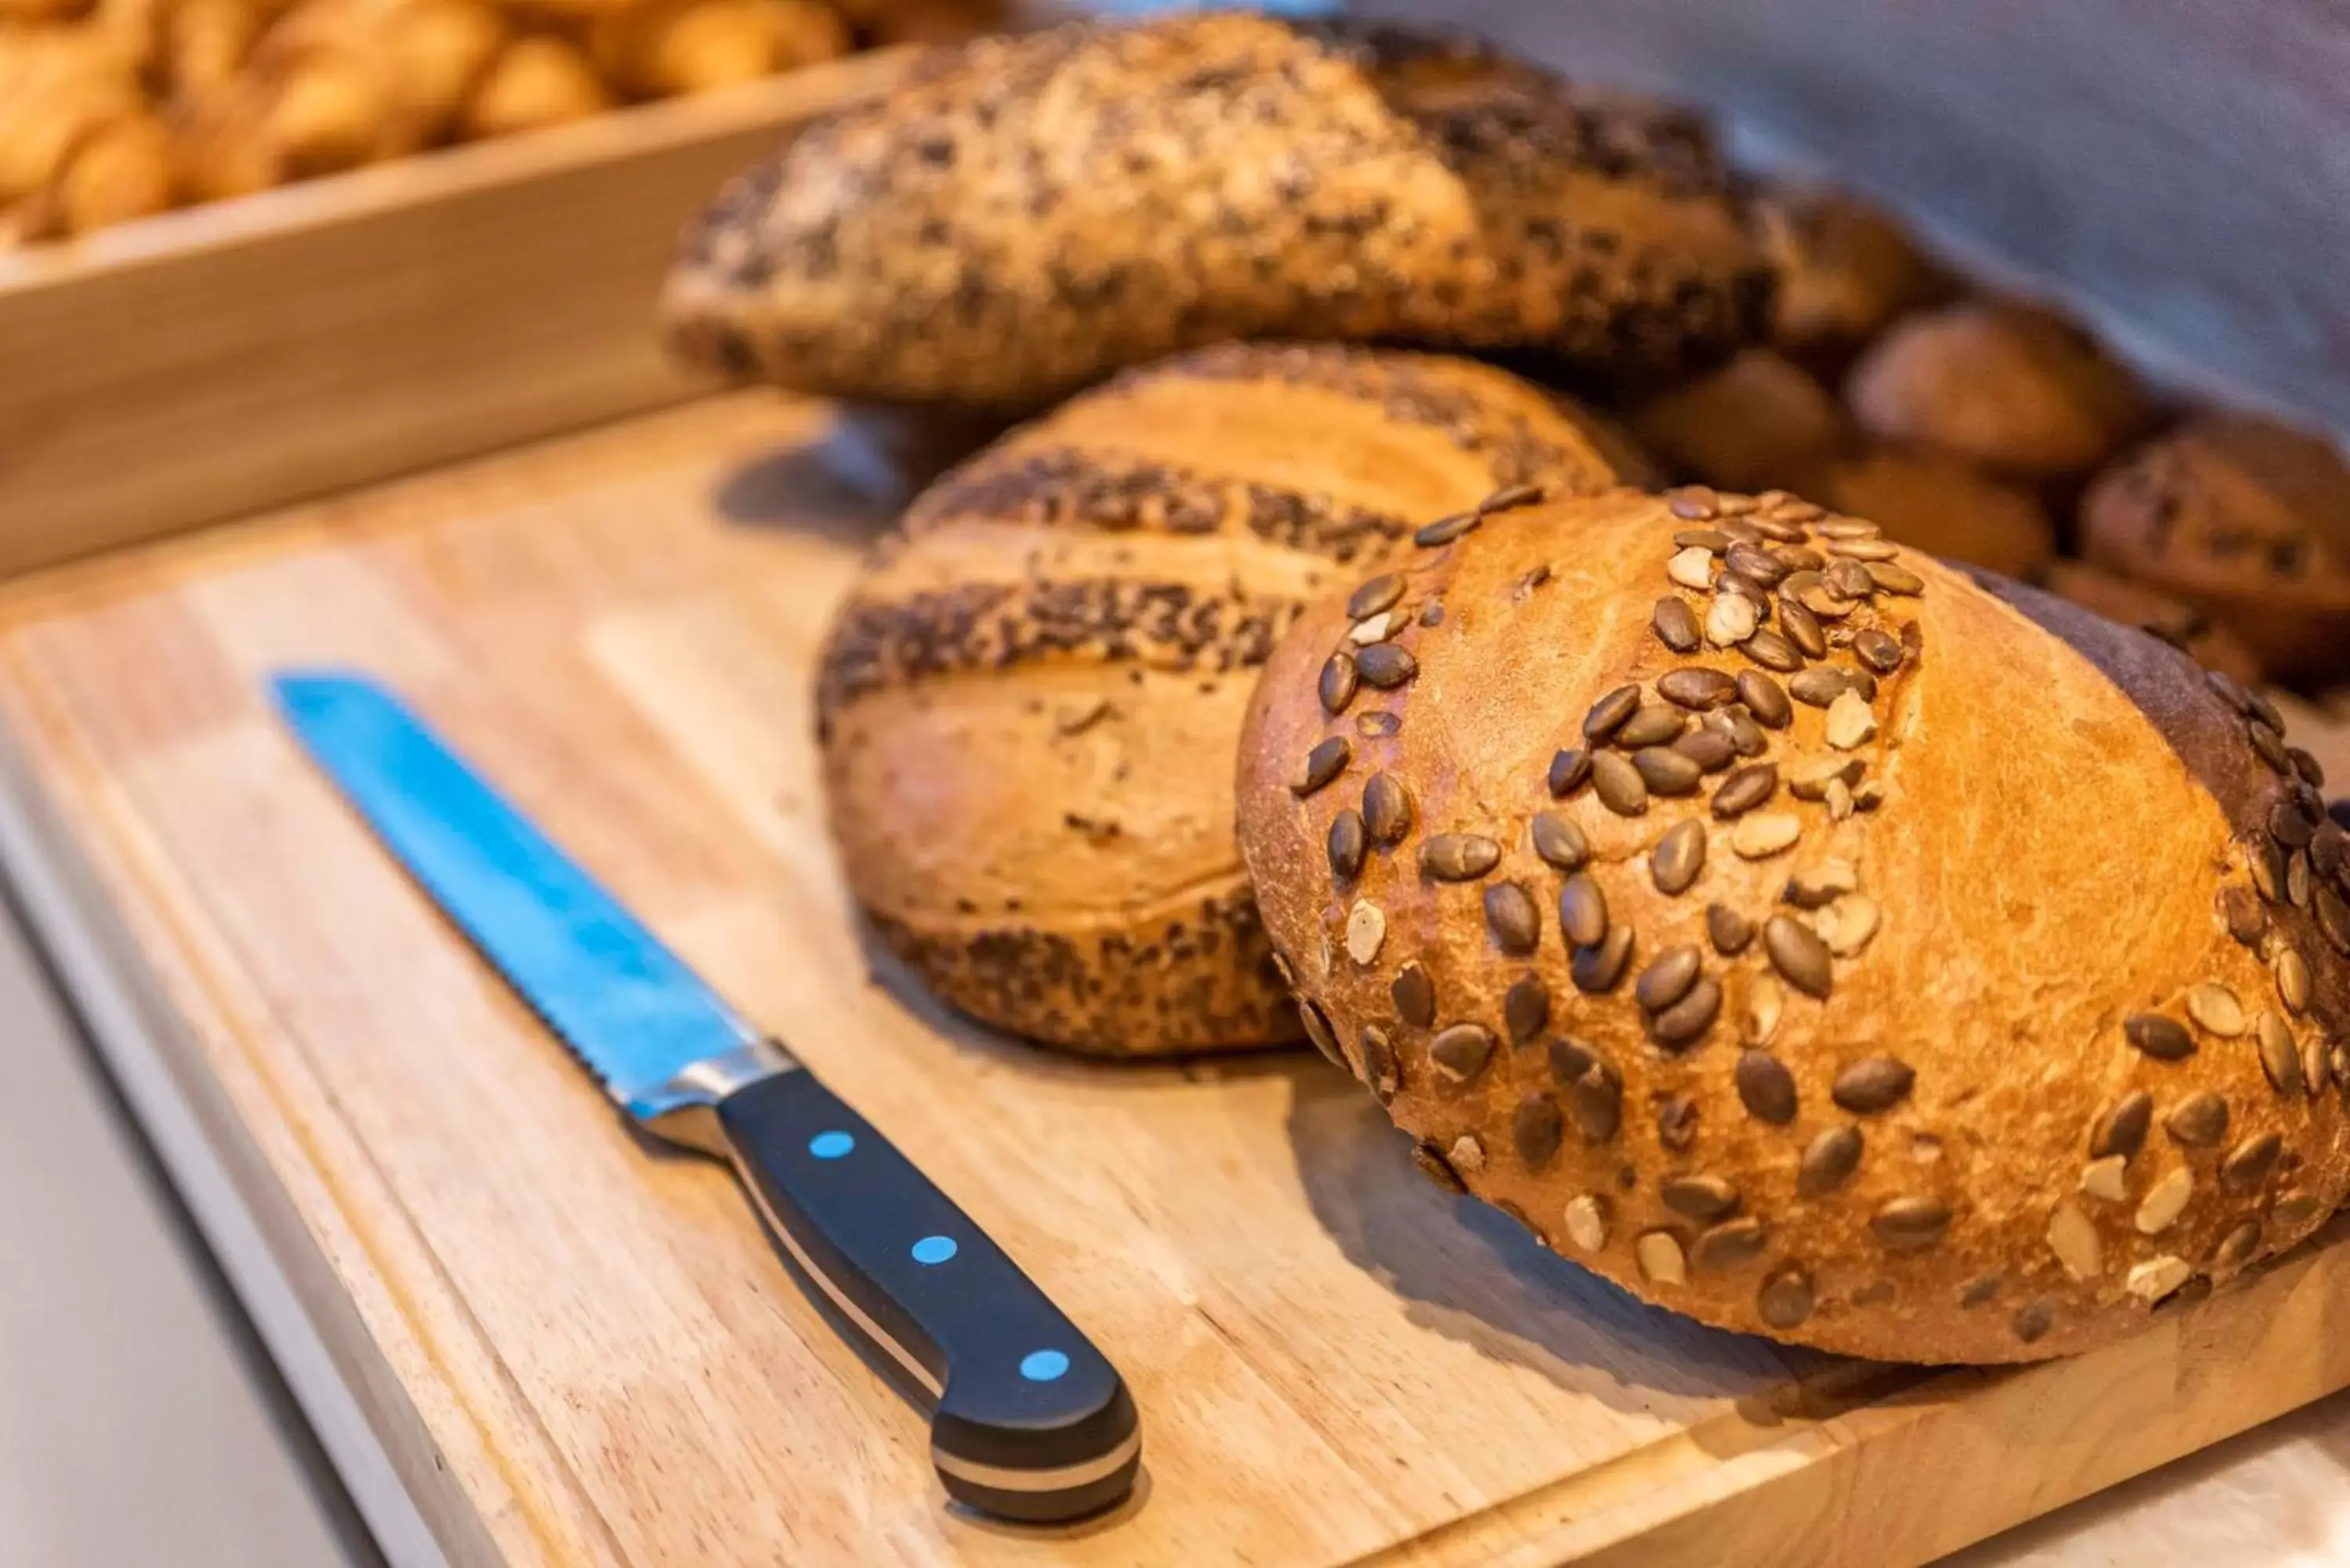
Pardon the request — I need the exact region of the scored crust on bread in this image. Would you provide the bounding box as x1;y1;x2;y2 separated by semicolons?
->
1235;484;2348;1362
815;342;1640;1055
665;13;1771;410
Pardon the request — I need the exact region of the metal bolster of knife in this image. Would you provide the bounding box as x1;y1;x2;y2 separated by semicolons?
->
628;1038;804;1154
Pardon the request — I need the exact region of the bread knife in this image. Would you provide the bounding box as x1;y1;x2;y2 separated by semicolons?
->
270;671;1140;1523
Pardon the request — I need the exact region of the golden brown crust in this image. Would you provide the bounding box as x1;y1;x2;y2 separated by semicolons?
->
2080;414;2350;687
663;14;1771;410
1629;349;1849;497
1235;485;2349;1361
818;343;1637;1054
1820;445;2055;577
1846;302;2151;481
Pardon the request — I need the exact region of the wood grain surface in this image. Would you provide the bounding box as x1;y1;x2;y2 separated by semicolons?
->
0;51;905;581
0;396;2347;1567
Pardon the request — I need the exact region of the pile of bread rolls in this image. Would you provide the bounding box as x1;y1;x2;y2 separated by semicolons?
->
0;0;994;244
665;11;2350;1364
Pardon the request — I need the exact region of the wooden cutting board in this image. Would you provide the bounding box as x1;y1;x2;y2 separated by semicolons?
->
1;394;2348;1568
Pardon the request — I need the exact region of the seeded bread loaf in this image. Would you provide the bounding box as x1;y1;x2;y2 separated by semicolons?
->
1846;302;2151;482
664;13;1771;410
815;342;1640;1055
1235;484;2350;1362
2081;414;2350;688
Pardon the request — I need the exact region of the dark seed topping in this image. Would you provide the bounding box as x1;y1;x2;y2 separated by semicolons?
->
1758;1266;1814;1329
1430;1024;1495;1084
1739;630;1805;673
2290;746;2328;788
1571;925;1636;993
2212;1220;2261;1273
1531;811;1589;870
1778;598;1828;658
1636;945;1703;1012
1552;1040;1622;1142
1718;709;1769;757
1652;821;1708;895
1692;1219;1769;1272
1558;873;1609;948
1413;511;1478;547
1484;882;1542;956
1480;482;1545;514
1392;962;1436;1027
1647;977;1723;1050
2248;690;2284;730
1632;746;1705;796
1799;1125;1864;1195
1361;772;1412;844
2221;1132;2283;1193
1764;915;1835;999
1318;652;1358;714
1865;561;1924;595
2164;1091;2229;1147
1356;642;1418;690
1790;666;1874;707
1662;1174;1741;1220
1359;1026;1400;1104
1712;764;1778;818
1656;1092;1699;1151
2272;799;2317;850
2124;1013;2195;1061
1735;672;1793;729
2249;720;2290;775
1504;976;1550;1043
1327;810;1367;882
1788;757;1864;800
1548;747;1593;797
1708;903;1756;956
1725;545;1789;586
1618;706;1689;749
2012;1300;2054;1344
1419;602;1444;628
1653;598;1701;652
1346;573;1405;620
1410;1140;1466;1193
2090;1092;2153;1160
1872;1197;1952;1251
2207;669;2253;712
1853;628;1904;674
1585;685;1642;742
1294;736;1350;796
1512;1094;1564;1166
1674;729;1737;773
1826;558;1877;601
2220;885;2268;946
1737;1050;1799;1124
2313;822;2348;880
2319;887;2350;956
1960;1275;2001;1309
1297;995;1343;1066
1591;751;1650;816
1832;1057;1916;1114
1421;833;1502;881
1358;710;1401;738
1675;527;1731;551
1658;667;1739;710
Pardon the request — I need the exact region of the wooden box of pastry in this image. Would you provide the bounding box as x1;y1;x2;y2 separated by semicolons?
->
0;45;909;576
2;8;2349;1568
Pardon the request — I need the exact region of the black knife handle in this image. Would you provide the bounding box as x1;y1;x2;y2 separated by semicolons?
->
716;1071;1140;1523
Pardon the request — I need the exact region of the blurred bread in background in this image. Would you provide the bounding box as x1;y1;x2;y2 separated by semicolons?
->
1629;348;1849;496
1820;444;2055;578
1755;182;1950;373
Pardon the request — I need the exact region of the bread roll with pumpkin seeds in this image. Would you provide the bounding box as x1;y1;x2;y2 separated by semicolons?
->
815;341;1642;1056
1235;484;2350;1363
664;13;1772;411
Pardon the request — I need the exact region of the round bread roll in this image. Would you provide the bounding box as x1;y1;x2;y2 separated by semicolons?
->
1754;185;1949;367
666;14;1771;410
1819;445;2055;577
816;342;1643;1055
2030;561;2261;688
1846;301;2150;481
1236;485;2350;1363
2081;414;2350;688
1629;349;1849;497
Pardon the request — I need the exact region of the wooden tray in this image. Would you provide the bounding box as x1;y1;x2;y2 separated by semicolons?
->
1;394;2348;1568
0;52;905;581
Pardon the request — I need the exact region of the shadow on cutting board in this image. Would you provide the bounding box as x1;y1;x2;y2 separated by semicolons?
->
711;405;1010;540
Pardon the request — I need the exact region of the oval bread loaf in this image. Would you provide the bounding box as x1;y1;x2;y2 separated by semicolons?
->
816;342;1641;1055
1236;484;2349;1362
666;13;1771;410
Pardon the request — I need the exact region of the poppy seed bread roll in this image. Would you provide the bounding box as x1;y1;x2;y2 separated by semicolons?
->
665;13;1771;410
1236;485;2350;1362
816;342;1641;1055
